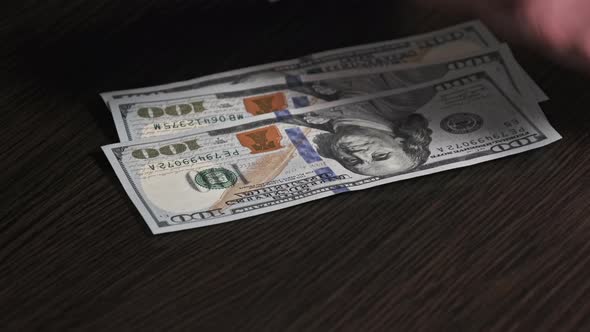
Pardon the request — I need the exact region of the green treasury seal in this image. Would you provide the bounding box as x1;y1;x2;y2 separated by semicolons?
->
194;168;238;190
440;112;484;134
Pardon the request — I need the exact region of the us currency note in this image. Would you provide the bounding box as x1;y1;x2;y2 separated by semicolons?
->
102;69;561;234
110;46;545;142
100;20;547;108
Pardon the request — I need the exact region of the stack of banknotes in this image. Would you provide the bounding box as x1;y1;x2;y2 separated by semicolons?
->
101;21;561;234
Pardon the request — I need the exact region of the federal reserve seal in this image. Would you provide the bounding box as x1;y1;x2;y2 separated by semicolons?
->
440;113;484;134
194;168;237;190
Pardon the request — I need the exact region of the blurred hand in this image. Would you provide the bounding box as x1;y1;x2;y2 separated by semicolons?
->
416;0;590;71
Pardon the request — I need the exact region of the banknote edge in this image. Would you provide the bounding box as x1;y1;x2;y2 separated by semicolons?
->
99;20;494;104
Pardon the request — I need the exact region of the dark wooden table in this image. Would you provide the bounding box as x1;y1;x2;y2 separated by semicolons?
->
2;1;590;330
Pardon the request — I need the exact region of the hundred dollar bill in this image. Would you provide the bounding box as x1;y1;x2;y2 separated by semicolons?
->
110;46;545;142
100;20;547;107
103;69;560;234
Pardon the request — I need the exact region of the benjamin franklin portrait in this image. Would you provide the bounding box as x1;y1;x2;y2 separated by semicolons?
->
282;88;434;177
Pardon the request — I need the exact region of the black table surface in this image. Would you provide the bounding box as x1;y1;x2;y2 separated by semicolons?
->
2;0;590;330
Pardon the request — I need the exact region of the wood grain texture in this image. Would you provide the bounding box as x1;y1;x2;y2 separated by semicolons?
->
1;0;589;331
